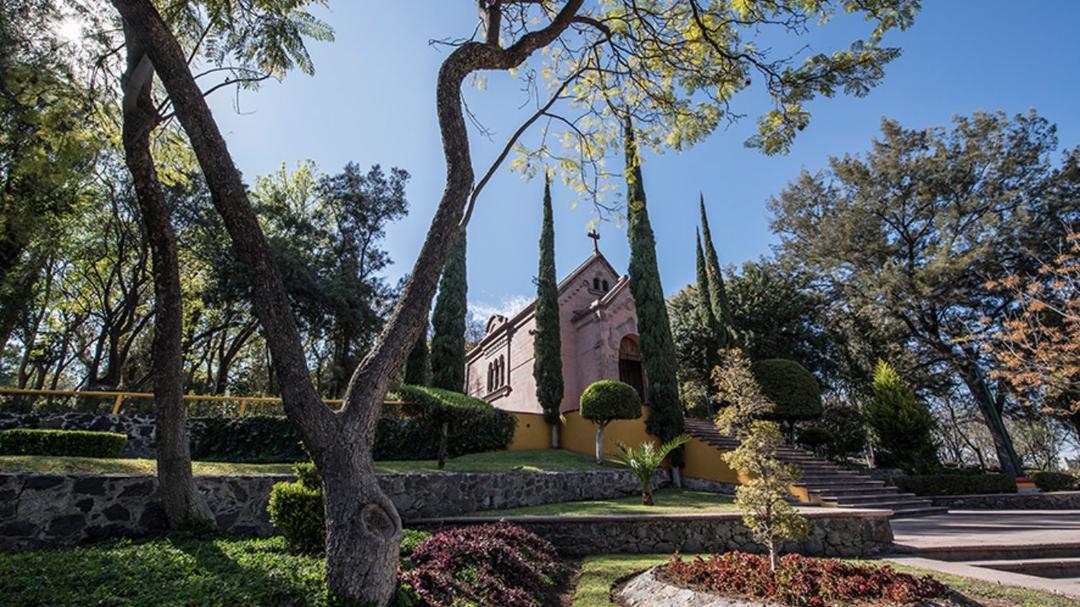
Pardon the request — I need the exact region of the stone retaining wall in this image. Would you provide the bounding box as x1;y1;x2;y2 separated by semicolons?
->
411;509;894;558
0;468;669;551
0;412;162;458
929;490;1080;510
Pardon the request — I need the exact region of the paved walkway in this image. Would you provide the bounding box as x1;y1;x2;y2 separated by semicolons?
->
888;511;1080;598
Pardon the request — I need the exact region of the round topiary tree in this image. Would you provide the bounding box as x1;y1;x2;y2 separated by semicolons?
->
579;380;642;464
749;359;823;427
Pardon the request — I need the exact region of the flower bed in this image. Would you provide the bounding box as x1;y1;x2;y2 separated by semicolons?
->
660;552;947;607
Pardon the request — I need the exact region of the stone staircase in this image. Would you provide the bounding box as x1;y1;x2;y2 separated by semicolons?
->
684;419;946;517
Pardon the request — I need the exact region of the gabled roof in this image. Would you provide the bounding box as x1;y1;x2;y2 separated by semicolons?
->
466;251;620;357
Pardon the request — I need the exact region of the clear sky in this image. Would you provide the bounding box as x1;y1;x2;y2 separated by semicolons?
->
207;1;1080;323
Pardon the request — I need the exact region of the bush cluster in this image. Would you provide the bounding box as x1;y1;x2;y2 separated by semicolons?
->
398;522;563;607
578;380;642;423
895;473;1016;496
267;463;324;553
664;552;946;607
191;389;515;463
1031;471;1078;492
397;385;516;458
749;359;822;422
0;428;127;458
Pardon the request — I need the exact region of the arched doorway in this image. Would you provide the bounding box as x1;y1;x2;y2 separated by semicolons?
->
618;335;646;402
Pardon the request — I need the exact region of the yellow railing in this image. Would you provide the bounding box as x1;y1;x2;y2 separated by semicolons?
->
0;387;403;416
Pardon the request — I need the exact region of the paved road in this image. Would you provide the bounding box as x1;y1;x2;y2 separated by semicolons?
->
888;510;1080;599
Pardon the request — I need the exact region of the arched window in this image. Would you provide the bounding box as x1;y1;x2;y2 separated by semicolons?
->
498;355;506;387
602;279;610;291
593;277;601;290
487;363;494;392
618;335;646;402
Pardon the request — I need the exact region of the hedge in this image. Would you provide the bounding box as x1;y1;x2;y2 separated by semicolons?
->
895;473;1016;496
579;380;642;423
397;385;516;458
191;389;515;463
1031;471;1078;492
750;358;823;422
0;429;127;458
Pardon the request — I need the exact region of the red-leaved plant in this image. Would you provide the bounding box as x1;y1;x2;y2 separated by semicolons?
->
664;552;946;607
397;522;563;607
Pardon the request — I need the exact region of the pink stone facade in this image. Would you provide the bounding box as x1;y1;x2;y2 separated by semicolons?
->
465;253;645;414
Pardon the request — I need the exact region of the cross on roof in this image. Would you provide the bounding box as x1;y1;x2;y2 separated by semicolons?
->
587;229;601;253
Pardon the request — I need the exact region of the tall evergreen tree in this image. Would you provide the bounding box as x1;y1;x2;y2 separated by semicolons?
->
695;230;721;373
624;119;685;473
430;233;467;391
403;329;430;386
533;173;564;447
699;195;732;346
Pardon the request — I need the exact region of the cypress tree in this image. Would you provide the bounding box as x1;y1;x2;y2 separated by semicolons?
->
430;232;467;392
695;230;721;380
699;195;732;346
624;118;685;469
533;173;564;446
403;329;430;386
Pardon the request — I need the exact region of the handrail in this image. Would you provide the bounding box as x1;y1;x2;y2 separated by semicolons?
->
0;386;404;416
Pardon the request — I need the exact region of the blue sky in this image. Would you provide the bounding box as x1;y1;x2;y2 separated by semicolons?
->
207;1;1080;322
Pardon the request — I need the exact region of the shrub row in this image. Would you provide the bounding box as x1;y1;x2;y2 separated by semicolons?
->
894;473;1016;496
192;389;515;463
0;428;127;458
664;552;946;607
1032;471;1079;492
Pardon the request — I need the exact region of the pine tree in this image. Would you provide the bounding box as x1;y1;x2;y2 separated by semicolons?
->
699;195;732;346
403;329;430;386
533;173;564;446
695;230;721;378
624;118;685;469
430;232;467;392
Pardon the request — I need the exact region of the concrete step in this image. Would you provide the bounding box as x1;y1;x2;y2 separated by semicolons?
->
893;541;1080;561
888;506;949;518
820;492;920;505
796;479;886;488
808;486;902;497
967;557;1080;578
822;498;935;510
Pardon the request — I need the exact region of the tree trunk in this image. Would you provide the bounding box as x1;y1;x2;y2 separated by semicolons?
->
595;422;606;464
437;421;449;469
550;423;559;449
956;362;1022;477
118;24;211;526
109;0;586;602
671;465;682;489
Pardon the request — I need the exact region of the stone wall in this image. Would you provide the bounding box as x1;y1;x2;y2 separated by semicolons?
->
929;490;1080;510
0;468;669;551
411;509;894;558
0;412;162;458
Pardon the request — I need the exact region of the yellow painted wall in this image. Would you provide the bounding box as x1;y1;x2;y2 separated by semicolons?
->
508;412;552;450
682;436;742;484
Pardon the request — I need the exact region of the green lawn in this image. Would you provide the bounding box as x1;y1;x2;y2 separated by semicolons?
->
572;554;1076;607
0;448;604;476
478;489;735;516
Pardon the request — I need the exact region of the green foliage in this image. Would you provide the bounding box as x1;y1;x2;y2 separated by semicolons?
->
397;385;516;457
895;473;1016;496
698;197;732;346
0;533;329;606
399;529;432;560
268;479;325;554
579;380;642;423
1032;471;1079;492
190;415;307;463
403;330;430;386
749;359;823;422
533;174;564;426
866;360;939;473
0;429;126;458
430;233;468;392
612;434;691;505
624;121;684;466
797;403;867;460
668;285;714;397
693;232;721;385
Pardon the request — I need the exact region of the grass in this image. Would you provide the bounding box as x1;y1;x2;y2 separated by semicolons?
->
0;448;605;476
478;489;735;516
571;554;1076;607
0;532;327;607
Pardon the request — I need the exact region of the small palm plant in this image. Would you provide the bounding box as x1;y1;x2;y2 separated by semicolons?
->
612;434;691;505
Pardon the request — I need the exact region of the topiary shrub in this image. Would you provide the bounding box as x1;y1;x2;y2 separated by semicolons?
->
1032;471;1078;492
895;473;1016;496
0;428;127;458
398;522;563;607
397;385;516;468
190;415;306;463
749;359;822;423
267;463;324;553
579;380;642;463
865;360;938;474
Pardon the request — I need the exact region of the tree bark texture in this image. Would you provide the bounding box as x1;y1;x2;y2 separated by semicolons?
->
118;22;211;526
110;0;585;602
